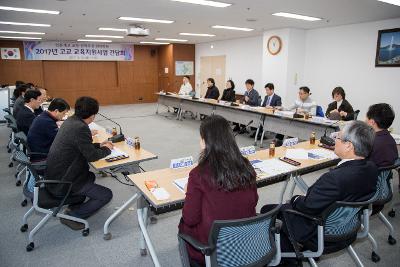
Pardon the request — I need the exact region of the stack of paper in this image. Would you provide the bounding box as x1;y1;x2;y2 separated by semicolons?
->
105;147;128;159
173;177;188;193
308;149;338;160
253;158;297;176
285;149;309;160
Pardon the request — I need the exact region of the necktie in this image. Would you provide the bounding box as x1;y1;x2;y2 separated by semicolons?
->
267;96;271;106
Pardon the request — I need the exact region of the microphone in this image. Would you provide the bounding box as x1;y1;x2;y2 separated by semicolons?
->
320;120;340;147
97;112;125;143
235;120;253;136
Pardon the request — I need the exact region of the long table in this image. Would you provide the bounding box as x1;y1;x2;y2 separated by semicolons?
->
128;140;340;266
89;122;158;239
156;93;341;146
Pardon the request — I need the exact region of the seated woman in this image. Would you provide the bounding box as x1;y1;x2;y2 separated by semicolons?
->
220;79;236;102
325;86;354;120
284;86;317;116
178;115;258;266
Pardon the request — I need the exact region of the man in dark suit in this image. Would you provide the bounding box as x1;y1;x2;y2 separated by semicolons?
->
261;120;377;254
243;79;260;106
251;83;283;139
12;84;29;117
325;87;355;121
46;96;113;230
204;78;220;100
15;89;42;135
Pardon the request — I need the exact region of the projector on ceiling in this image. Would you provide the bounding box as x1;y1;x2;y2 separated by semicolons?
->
127;27;150;37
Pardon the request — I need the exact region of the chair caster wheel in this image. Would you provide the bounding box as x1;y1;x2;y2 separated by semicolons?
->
140;248;147;256
371;251;380;262
7;148;11;153
150;216;158;224
20;224;28;232
388;235;396;245
388;209;395;218
15;172;19;178
16;180;21;186
8;162;13;168
82;229;90;236
26;242;34;252
21;199;28;207
103;233;112;240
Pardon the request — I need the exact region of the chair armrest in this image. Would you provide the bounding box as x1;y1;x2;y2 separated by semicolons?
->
335;200;372;208
28;152;48;157
178;233;214;256
35;180;72;186
283;209;323;225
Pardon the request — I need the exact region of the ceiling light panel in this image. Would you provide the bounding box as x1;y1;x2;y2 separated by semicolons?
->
212;25;254;31
118;17;174;24
272;12;322;21
0;6;60;15
0;21;51;27
170;0;231;8
179;32;215;37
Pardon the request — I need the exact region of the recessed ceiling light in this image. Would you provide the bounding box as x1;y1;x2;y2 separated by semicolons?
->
98;27;127;32
0;6;60;15
140;41;170;45
77;39;112;43
118;17;174;24
0;30;45;35
85;34;124;39
155;38;188;42
377;0;400;6
272;12;322;21
179;32;215;37
170;0;231;8
212;25;254;31
0;21;51;27
0;36;42;40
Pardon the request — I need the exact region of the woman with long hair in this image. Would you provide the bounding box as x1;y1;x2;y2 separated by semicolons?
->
178;115;258;266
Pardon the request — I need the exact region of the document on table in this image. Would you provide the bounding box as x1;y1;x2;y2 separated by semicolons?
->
104;147;128;159
285;149;309;160
151;188;170;201
89;122;102;131
391;133;400;145
308;149;338;160
173;177;188;194
253;158;297;176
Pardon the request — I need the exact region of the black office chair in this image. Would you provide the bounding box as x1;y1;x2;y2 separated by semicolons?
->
281;200;371;267
178;206;282;267
366;160;400;262
353;110;360;120
20;164;89;252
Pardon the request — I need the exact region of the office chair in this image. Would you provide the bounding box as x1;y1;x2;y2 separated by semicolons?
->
366;161;400;262
20;164;89;252
316;106;324;117
281;200;371;267
353;110;360;120
178;206;282;267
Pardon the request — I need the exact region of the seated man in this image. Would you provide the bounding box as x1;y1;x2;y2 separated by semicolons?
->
12;84;29;117
261;121;377;255
27;98;70;161
34;88;47;116
46;96;113;230
15;89;42;135
366;103;398;167
251;83;282;139
178;75;194;96
243;79;260;106
325;86;354;121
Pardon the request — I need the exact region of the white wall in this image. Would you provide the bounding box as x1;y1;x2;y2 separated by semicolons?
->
304;18;400;131
195;36;263;96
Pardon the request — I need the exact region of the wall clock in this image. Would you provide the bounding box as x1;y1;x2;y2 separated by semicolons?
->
267;36;282;55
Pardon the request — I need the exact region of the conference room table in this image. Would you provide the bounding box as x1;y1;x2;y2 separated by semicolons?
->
128;140;340;267
89;122;158;240
156;93;341;146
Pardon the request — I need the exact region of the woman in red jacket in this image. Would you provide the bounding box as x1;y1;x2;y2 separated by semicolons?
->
178;115;259;266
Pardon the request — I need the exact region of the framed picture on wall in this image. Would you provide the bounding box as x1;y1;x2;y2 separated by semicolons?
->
375;28;400;67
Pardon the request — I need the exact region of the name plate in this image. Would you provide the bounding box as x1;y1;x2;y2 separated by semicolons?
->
170;156;194;169
240;146;256;156
125;137;134;147
283;138;299;147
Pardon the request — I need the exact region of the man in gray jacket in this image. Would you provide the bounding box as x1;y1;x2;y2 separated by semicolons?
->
46;96;113;230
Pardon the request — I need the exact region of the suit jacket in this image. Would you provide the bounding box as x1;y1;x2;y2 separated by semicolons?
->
178;164;258;264
244;89;260;106
325;99;354;121
221;88;236;102
368;129;398;167
204;85;220;100
15;105;37;135
45;115;111;196
13;96;25;117
27;111;58;161
286;159;377;243
262;94;282;107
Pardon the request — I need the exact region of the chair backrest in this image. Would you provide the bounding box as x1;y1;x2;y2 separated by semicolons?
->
208;207;279;267
353;110;360;120
322;201;369;242
14;131;30;152
373;161;400;205
316;106;325;117
4;114;16;125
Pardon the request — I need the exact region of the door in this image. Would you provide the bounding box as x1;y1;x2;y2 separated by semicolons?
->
199;55;226;97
